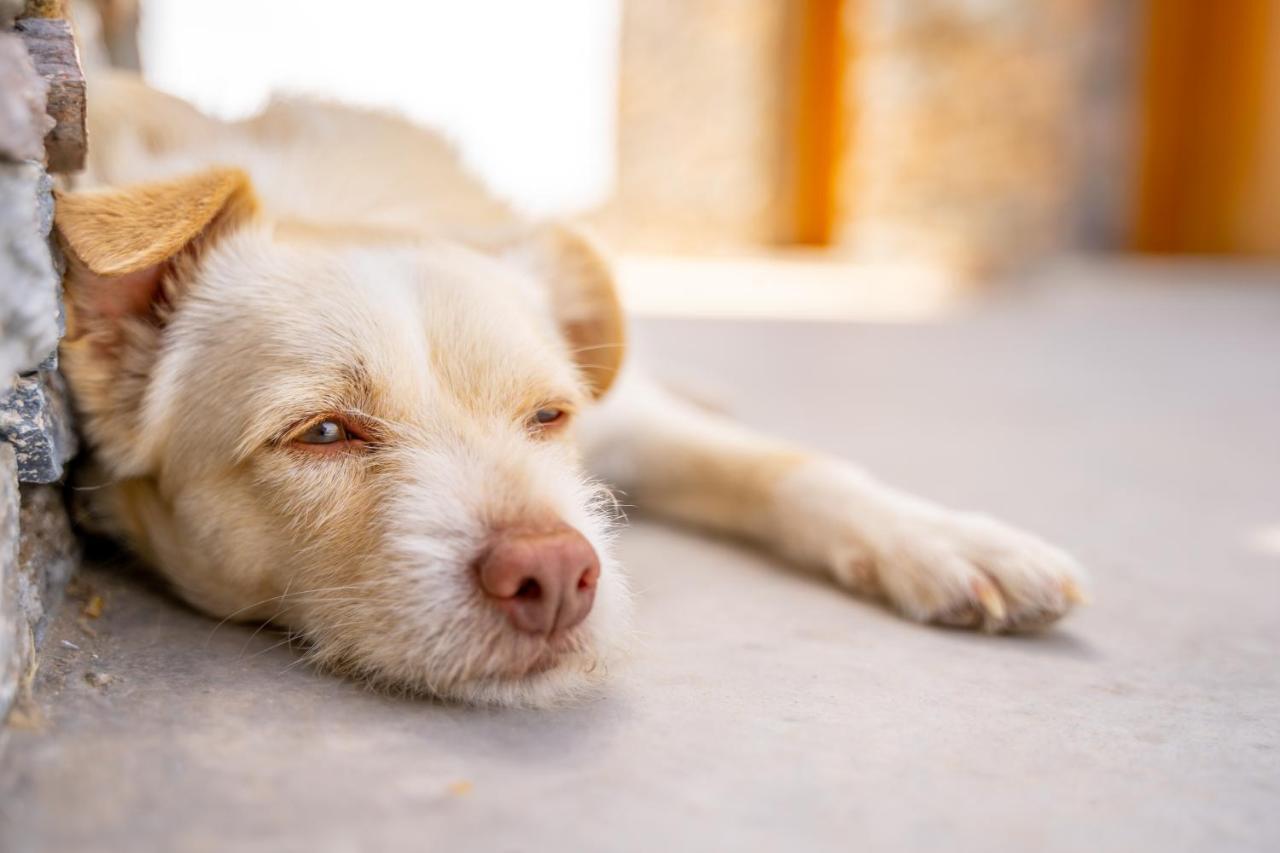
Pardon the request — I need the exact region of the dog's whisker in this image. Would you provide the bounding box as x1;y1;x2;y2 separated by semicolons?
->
566;342;626;355
241;631;299;662
206;580;397;644
70;481;121;492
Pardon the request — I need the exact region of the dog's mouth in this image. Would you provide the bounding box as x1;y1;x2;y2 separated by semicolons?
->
498;628;592;679
515;653;561;677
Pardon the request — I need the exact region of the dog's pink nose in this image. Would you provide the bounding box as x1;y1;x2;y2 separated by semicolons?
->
477;526;599;636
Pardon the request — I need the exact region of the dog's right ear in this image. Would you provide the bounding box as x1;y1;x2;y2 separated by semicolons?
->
56;167;258;339
54;168;258;475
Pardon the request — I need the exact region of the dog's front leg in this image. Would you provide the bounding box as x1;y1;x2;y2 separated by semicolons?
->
581;370;1087;632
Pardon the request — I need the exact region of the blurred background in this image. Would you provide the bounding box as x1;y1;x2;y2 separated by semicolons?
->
74;0;1279;316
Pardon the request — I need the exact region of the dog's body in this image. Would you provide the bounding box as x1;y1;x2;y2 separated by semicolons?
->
55;73;1086;705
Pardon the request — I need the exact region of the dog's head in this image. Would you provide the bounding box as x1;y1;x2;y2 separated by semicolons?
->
55;168;631;706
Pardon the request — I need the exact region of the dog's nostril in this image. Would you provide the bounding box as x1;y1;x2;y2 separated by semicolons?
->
515;578;541;599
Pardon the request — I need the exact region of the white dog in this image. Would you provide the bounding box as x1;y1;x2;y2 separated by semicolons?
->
54;73;1087;706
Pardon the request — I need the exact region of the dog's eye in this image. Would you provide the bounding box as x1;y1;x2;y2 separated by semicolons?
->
534;408;565;425
298;420;348;444
288;416;372;455
527;407;570;436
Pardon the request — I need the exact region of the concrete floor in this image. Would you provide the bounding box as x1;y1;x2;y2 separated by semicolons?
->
1;258;1278;852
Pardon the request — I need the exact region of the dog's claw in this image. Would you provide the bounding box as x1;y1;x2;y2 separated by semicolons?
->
1062;578;1089;606
971;576;1007;625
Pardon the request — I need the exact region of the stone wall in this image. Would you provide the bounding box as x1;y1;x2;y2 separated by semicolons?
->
838;0;1101;279
0;0;82;721
595;0;795;252
598;0;1115;279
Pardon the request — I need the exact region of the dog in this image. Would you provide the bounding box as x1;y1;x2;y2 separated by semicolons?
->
53;72;1087;706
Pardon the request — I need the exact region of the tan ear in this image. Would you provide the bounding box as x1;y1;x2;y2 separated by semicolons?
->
56;167;258;332
496;223;627;399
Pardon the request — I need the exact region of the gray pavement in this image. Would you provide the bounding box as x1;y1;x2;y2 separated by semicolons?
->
2;258;1278;852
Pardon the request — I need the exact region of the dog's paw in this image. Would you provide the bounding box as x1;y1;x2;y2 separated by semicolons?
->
775;464;1088;632
829;510;1088;632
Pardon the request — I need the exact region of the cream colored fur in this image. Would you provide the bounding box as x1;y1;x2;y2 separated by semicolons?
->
58;73;1086;707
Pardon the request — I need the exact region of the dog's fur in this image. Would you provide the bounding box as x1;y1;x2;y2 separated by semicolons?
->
55;73;1087;706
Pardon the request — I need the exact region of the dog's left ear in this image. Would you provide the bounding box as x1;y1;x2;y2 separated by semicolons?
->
55;167;259;336
495;224;626;399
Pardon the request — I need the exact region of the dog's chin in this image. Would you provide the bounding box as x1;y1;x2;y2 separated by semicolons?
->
439;650;614;708
317;621;627;708
436;623;623;708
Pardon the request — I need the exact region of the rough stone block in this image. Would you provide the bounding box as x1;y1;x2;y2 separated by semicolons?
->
0;370;75;483
0;443;21;716
15;16;86;173
0;30;52;163
16;480;76;627
0;447;76;721
0;161;59;379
